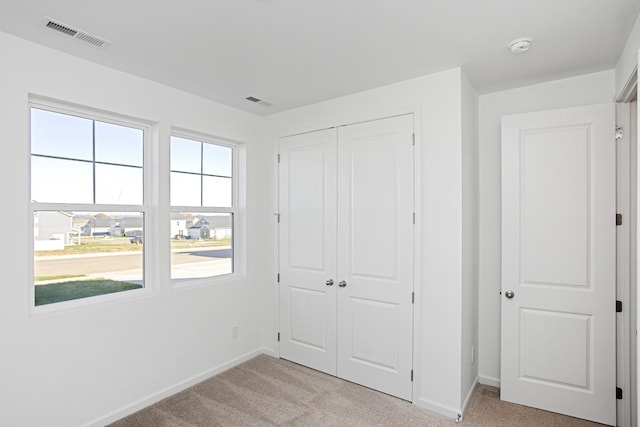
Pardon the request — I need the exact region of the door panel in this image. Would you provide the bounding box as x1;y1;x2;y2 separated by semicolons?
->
289;287;329;350
519;309;590;388
521;126;589;287
337;114;414;401
279;128;337;375
501;104;616;425
349;135;398;278
350;297;400;370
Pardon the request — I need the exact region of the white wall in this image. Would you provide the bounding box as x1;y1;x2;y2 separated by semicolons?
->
266;67;474;417
477;70;616;385
0;31;274;427
461;70;479;411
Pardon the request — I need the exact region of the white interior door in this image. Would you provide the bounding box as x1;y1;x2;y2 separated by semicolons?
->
336;114;414;401
501;104;616;425
279;128;337;375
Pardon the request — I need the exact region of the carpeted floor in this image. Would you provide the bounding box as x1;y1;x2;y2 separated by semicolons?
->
109;354;603;426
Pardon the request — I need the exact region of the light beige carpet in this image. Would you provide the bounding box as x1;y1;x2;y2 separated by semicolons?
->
109;354;603;426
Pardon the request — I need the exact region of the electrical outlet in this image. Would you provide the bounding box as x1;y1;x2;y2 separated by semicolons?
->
231;325;239;339
471;345;475;364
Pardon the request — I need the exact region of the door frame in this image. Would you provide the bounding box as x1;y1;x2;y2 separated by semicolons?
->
616;67;638;427
273;106;423;403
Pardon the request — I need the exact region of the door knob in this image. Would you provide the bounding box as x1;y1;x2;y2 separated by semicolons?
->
338;280;347;288
505;290;515;299
326;279;334;286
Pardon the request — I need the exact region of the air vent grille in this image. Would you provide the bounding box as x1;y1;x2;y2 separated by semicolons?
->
76;32;108;47
246;96;272;107
46;20;77;37
43;18;111;48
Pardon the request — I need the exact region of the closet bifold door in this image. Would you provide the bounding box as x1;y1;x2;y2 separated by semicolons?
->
336;114;415;401
278;128;338;375
278;114;415;401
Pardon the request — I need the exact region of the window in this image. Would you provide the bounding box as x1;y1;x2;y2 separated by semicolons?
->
30;104;147;306
170;134;235;282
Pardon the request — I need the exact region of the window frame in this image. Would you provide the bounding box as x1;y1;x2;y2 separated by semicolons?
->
28;98;153;313
169;129;240;285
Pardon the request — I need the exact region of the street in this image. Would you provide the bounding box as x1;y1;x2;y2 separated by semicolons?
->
35;247;232;281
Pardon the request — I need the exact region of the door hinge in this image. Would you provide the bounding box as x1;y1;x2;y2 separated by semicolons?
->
616;127;623;141
412;292;415;304
616;213;622;226
410;370;414;382
277;332;280;342
277;153;281;163
412;213;415;225
617;300;622;313
276;213;280;223
617;387;623;400
412;133;415;146
277;273;280;283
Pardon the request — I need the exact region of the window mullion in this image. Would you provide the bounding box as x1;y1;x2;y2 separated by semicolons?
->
200;141;204;207
92;120;97;205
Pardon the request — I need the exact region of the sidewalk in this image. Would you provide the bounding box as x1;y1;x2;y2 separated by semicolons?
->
35;245;232;261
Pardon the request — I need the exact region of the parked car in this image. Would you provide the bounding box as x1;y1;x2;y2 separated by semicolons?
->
130;235;143;244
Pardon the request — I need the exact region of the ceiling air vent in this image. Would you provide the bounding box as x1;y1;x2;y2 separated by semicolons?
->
245;96;272;107
46;20;76;36
43;18;111;48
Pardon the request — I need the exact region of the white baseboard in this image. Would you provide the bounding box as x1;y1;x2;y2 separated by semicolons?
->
479;374;500;388
414;397;462;421
82;348;267;427
259;346;276;358
460;377;479;420
414;377;479;423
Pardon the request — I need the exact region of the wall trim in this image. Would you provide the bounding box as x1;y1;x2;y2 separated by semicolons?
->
415;397;462;420
82;348;268;427
479;374;501;388
460;377;480;419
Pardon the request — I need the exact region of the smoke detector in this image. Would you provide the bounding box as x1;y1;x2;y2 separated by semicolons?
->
43;17;111;48
509;37;532;54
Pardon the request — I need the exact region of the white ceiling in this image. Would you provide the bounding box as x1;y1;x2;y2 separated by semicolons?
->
1;0;639;116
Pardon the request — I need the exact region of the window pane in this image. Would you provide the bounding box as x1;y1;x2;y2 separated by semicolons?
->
171;136;201;173
31;156;93;204
34;211;144;306
95;164;143;205
203;176;232;207
95;121;143;167
170;172;201;206
170;212;233;282
31;108;93;160
203;143;232;177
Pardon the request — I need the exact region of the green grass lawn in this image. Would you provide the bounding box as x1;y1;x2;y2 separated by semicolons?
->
35;279;142;306
35;237;142;256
